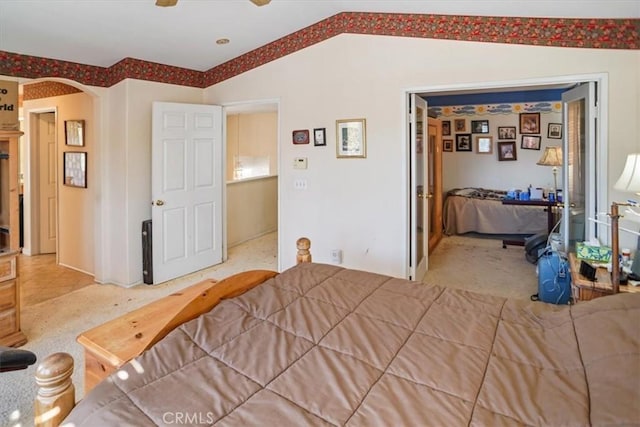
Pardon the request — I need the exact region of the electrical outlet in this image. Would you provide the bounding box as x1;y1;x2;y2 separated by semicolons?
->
330;249;342;264
293;179;307;190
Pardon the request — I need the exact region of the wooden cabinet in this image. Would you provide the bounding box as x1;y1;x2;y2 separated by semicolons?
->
0;131;22;252
0;250;25;346
0;131;25;347
568;253;640;301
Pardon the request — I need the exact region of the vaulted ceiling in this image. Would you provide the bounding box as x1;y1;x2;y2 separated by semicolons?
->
2;0;638;70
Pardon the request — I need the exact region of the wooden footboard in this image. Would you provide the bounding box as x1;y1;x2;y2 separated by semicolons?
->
34;237;312;426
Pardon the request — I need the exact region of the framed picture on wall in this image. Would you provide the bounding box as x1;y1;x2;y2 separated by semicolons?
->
471;120;489;134
521;135;541;150
292;129;310;145
454;119;466;132
64;152;87;188
442;120;451;136
548;123;562;139
443;139;453;152
455;134;472;152
476;136;493;154
498;141;517;161
65;120;85;147
519;113;540;134
313;128;326;146
336;118;366;158
498;126;516;140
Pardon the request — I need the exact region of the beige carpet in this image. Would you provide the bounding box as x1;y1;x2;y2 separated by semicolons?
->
1;233;536;426
423;234;538;300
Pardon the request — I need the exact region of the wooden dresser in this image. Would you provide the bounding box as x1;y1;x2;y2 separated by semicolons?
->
0;250;25;346
0;131;25;347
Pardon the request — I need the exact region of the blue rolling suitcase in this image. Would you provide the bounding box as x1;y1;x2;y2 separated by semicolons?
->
535;251;571;304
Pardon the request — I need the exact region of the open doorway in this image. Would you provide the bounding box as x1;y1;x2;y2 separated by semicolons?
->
18;79;98;304
223;101;279;265
407;74;608;281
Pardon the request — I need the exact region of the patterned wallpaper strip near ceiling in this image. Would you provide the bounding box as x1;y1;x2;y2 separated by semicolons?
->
23;81;82;101
1;13;638;89
432;101;563;117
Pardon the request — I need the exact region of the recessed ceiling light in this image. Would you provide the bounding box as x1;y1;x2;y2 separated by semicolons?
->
216;38;230;45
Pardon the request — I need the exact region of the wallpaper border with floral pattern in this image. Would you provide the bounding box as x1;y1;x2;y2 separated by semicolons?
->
1;13;638;90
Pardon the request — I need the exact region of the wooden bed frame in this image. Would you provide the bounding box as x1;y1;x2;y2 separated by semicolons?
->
33;237;312;427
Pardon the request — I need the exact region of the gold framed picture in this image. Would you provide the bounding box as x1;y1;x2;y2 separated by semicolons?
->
336;118;366;158
476;136;493;154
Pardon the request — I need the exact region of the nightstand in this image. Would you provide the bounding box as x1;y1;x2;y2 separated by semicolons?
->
568;253;640;301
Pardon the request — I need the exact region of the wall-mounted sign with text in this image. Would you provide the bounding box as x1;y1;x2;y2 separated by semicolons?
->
0;80;19;131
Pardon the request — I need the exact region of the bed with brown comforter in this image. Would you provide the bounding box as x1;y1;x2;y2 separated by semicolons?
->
66;262;639;426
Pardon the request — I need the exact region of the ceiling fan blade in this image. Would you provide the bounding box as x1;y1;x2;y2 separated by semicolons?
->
250;0;271;6
156;0;178;7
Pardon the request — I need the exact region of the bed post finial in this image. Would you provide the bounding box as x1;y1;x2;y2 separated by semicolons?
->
296;237;312;264
35;352;75;427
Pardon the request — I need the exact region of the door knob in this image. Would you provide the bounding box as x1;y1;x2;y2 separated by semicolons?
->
153;200;165;206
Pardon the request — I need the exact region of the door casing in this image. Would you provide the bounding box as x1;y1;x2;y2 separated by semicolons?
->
404;73;608;279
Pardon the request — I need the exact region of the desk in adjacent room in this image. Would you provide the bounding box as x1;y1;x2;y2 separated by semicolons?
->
501;198;559;248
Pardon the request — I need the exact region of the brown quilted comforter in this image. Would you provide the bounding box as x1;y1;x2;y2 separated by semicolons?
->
66;263;640;426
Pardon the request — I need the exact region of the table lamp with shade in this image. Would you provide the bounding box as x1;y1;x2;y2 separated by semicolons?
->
611;153;640;292
537;146;563;200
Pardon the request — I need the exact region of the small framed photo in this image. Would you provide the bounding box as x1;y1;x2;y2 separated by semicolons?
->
443;139;453;152
454;119;466;132
64;152;87;188
548;123;562;139
471;120;489;134
476;136;493;154
313;128;326;146
498;141;517;161
498;126;516;140
521;135;541;150
336;118;366;158
65;120;85;147
292;129;310;145
519;113;540;134
455;134;472;152
442;120;451;136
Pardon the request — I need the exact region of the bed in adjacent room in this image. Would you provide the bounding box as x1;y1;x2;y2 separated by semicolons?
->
443;187;549;236
30;238;639;427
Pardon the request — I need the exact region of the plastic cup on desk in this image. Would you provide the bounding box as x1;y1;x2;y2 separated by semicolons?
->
549;192;555;202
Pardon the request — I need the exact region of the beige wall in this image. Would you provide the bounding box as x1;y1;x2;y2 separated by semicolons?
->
22;92;94;274
106;79;204;286
226;176;278;247
204;34;640;275
226;112;277;181
440;108;563;192
9;34;639;285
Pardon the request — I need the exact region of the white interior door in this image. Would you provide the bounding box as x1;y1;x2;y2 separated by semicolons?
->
562;82;597;252
152;102;223;284
409;94;429;280
37;112;57;254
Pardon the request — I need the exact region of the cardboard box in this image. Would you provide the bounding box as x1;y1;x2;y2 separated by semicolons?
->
0;81;19;131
